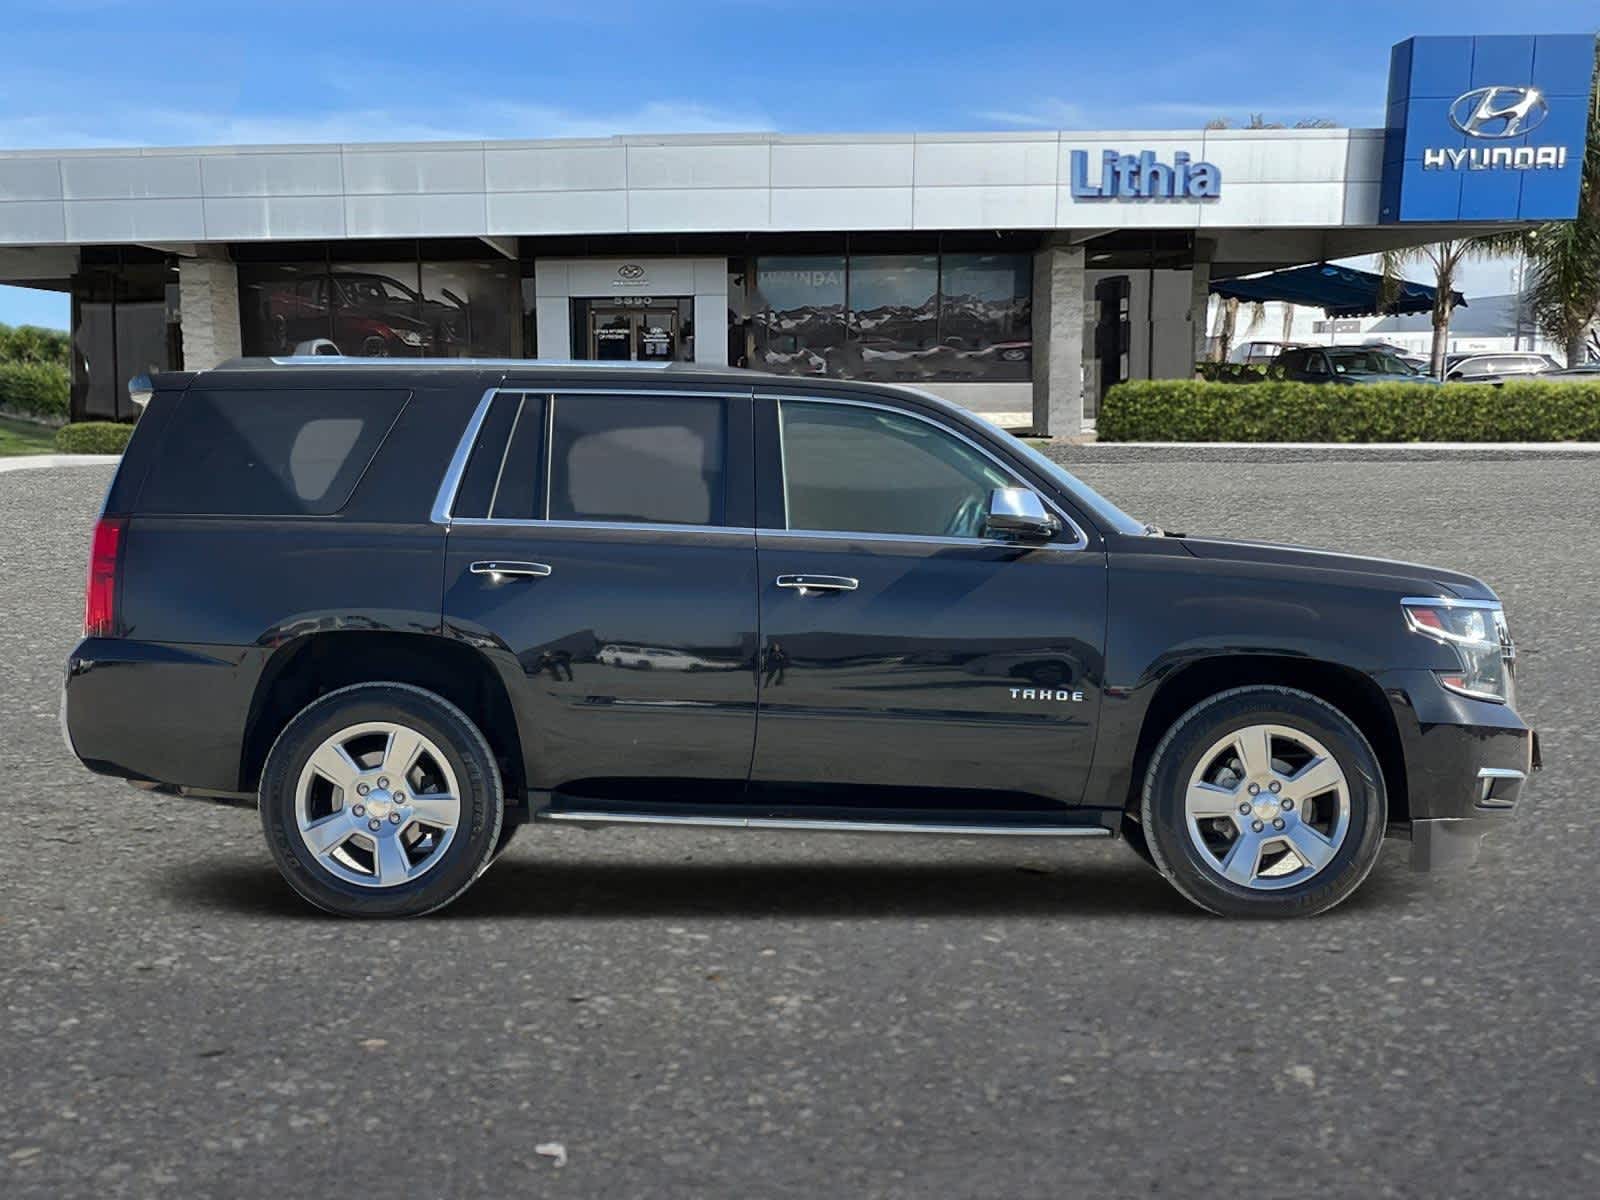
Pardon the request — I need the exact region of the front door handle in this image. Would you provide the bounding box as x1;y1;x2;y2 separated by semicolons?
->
776;573;858;595
470;560;552;580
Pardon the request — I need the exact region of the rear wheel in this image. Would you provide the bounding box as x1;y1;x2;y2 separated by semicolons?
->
259;682;504;917
1141;686;1386;918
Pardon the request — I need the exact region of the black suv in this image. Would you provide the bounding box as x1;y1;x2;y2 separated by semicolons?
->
63;361;1537;918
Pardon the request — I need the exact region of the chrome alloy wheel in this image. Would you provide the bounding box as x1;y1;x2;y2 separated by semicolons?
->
293;721;462;889
1183;723;1351;891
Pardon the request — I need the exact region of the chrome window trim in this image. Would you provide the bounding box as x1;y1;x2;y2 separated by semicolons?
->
486;393;527;520
761;528;1068;551
449;517;755;537
761;393;1090;551
541;386;754;399
432;386;749;529
429;387;499;526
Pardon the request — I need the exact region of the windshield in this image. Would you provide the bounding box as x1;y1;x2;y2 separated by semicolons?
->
1009;437;1148;536
1327;349;1413;375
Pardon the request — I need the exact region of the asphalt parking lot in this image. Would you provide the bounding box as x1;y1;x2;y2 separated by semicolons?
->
4;457;1597;1198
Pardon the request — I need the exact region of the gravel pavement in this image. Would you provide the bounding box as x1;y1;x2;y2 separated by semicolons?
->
3;459;1597;1199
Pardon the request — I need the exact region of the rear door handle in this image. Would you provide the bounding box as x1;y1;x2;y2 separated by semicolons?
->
776;573;858;595
470;560;552;580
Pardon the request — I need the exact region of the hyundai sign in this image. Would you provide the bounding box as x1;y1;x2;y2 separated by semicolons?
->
1380;35;1596;223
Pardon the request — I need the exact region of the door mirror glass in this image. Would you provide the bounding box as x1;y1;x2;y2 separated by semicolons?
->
984;487;1057;540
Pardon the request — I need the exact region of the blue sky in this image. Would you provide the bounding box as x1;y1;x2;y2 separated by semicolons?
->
3;0;1597;329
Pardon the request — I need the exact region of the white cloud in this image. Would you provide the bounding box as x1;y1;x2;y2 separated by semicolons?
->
0;97;773;150
971;98;1090;129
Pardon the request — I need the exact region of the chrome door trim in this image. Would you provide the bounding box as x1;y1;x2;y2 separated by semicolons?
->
759;393;1090;551
538;810;1112;837
430;387;499;526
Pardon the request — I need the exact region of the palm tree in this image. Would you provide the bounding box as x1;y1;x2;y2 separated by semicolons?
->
1378;240;1502;378
1500;40;1600;366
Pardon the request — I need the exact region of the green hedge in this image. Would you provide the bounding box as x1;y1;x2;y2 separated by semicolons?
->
0;361;70;422
55;422;133;455
1099;379;1600;442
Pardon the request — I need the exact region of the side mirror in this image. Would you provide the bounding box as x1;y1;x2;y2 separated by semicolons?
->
984;487;1058;541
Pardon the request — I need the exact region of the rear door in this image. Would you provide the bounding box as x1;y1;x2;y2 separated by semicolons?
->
440;385;759;803
748;392;1108;812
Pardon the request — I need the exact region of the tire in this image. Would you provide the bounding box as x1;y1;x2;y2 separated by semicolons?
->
1140;686;1386;918
259;682;504;918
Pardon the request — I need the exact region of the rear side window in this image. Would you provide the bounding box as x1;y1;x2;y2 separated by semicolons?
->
139;389;408;516
548;394;726;526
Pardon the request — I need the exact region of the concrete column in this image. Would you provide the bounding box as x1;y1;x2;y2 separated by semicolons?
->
1031;241;1085;437
178;257;241;369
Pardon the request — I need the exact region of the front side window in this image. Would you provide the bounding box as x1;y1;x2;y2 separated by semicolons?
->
549;395;726;526
779;401;1015;539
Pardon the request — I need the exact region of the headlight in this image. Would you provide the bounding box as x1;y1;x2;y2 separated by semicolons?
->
1401;597;1512;703
396;329;425;347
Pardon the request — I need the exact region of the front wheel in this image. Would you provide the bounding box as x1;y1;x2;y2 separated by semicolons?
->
1141;686;1387;918
259;682;504;917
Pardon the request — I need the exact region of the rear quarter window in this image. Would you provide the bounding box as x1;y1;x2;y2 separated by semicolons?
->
138;388;409;516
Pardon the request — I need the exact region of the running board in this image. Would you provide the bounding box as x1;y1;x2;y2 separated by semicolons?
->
537;810;1112;838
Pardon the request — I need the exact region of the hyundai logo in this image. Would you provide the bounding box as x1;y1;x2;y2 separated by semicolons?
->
616;263;646;281
1448;86;1549;139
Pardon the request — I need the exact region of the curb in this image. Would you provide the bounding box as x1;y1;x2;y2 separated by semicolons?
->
0;454;121;474
1041;442;1600;463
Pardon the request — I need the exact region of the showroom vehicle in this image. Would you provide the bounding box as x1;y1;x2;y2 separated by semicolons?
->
1272;346;1428;383
63;360;1537;919
1227;339;1303;366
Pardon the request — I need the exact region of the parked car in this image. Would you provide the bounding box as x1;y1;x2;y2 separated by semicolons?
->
1227;340;1304;366
63;360;1536;919
1273;346;1428;383
1535;363;1600;381
1352;341;1430;372
1444;352;1560;383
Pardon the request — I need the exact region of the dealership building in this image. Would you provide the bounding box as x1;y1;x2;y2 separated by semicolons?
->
0;34;1592;434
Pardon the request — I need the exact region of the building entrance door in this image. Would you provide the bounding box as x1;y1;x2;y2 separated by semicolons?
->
587;305;680;361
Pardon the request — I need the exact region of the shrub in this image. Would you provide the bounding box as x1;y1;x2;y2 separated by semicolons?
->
1194;361;1269;383
1098;379;1600;442
0;361;70;422
0;322;70;368
55;422;133;455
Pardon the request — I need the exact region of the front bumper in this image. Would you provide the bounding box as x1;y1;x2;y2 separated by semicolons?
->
1376;669;1538;871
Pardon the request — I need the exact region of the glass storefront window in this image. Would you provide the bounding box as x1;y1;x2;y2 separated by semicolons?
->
754;255;846;376
240;253;520;359
846;253;938;382
421;261;518;358
752;250;1030;383
71;262;180;422
937;253;1032;382
240;264;328;356
330;261;425;357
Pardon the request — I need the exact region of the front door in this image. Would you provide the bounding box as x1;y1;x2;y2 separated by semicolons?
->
442;387;759;803
587;306;680;361
749;394;1108;811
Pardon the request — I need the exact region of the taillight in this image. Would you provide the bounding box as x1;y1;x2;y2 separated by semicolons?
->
84;517;126;638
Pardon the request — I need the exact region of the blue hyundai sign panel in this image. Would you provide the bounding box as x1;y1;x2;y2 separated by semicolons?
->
1380;34;1596;223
